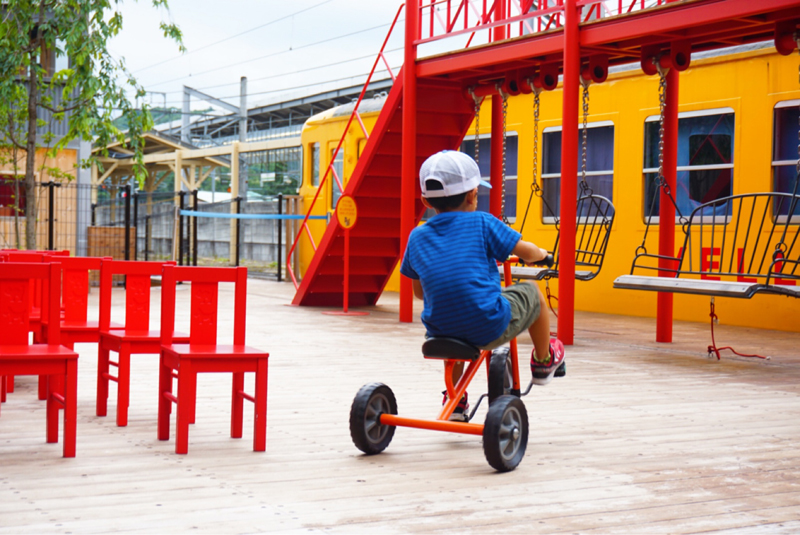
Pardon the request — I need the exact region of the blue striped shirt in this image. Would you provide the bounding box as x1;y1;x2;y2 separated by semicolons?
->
400;211;521;346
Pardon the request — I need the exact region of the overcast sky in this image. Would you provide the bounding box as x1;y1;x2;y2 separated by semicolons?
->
108;0;408;116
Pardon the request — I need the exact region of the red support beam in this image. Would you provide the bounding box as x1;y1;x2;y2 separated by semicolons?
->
489;0;507;219
656;66;679;343
400;1;419;324
558;0;579;346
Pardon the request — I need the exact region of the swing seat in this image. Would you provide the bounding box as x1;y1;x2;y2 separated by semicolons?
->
422;337;481;361
614;192;800;299
506;193;616;282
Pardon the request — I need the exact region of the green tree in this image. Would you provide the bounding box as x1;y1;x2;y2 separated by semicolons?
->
0;0;184;249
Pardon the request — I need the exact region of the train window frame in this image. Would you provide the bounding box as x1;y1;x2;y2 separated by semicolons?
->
541;120;615;224
310;142;320;187
329;145;344;211
643;107;735;224
458;131;519;223
772;100;800;223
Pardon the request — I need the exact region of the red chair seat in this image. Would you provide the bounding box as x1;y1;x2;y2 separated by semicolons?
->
104;329;190;343
0;344;79;360
162;344;267;358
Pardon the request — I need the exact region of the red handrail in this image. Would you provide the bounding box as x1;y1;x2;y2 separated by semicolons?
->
286;3;406;289
416;0;682;45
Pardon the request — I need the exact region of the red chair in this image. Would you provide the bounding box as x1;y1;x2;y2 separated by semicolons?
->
0;252;53;398
45;256;116;349
0;262;79;457
97;260;187;427
158;265;268;454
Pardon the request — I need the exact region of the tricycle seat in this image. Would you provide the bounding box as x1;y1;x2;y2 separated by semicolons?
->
422;337;481;361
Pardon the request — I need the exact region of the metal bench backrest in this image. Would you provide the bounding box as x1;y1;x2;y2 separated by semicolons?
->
676;193;799;285
550;193;615;281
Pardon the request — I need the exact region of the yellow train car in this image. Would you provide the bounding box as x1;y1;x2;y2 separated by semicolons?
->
299;44;800;333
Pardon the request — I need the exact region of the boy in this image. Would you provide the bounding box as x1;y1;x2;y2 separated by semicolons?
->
400;150;565;420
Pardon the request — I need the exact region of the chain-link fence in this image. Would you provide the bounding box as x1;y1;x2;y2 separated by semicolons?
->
1;182;305;280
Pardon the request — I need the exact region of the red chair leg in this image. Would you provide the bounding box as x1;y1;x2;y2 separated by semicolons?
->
157;354;173;441
231;372;244;439
46;374;59;444
176;362;194;454
64;360;77;458
1;375;6;404
189;373;197;425
6;374;13;394
96;344;110;417
254;359;268;452
116;345;131;427
38;375;47;400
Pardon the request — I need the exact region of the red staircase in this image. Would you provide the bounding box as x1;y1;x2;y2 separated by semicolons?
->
291;74;474;307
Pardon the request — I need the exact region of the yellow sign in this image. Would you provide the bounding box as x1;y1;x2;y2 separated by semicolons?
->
336;195;358;229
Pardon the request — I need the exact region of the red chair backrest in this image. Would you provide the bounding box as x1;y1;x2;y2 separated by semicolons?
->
99;260;176;331
0;262;60;347
160;265;248;347
59;256;109;324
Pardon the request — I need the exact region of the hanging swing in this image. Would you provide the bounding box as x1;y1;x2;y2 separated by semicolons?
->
612;53;800;359
505;74;616;283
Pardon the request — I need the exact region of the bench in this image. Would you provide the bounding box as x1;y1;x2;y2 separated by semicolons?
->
614;192;800;298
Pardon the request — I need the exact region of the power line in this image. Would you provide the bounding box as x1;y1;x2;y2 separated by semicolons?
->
152;46;403;95
132;0;336;74
155;68;397;107
146;21;394;89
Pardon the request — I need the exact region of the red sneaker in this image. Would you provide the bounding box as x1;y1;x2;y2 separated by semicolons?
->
530;338;565;386
441;390;469;422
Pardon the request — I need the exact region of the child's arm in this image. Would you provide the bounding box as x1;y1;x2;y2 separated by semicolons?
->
412;279;424;300
512;239;549;264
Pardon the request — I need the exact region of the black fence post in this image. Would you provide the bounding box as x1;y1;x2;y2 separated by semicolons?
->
178;191;185;266
132;192;139;261
192;189;198;267
123;184;131;261
46;182;56;250
235;196;242;267
277;193;283;282
145;215;151;261
91;202;96;227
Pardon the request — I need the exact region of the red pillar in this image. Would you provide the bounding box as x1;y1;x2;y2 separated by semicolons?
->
489;0;507;218
490;96;504;218
656;67;679;342
399;0;419;323
557;0;579;346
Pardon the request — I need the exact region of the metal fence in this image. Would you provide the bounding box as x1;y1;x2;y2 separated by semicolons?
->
0;182;304;280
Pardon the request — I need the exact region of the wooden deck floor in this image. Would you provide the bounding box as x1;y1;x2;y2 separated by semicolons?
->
2;279;800;533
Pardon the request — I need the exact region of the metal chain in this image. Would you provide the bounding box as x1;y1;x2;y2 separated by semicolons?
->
531;86;542;197
497;83;510;224
580;77;592;195
657;65;667;194
469;87;481;166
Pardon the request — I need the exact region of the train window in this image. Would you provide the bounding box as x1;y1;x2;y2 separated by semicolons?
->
310;142;320;187
541;122;614;223
0;175;25;216
459;133;518;222
330;147;344;210
643;108;734;221
772;101;800;219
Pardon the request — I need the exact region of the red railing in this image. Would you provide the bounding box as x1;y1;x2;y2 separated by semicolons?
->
416;0;682;46
285;3;405;289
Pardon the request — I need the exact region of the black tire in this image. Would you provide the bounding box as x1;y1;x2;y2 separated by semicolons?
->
349;382;397;455
488;347;513;403
483;395;528;472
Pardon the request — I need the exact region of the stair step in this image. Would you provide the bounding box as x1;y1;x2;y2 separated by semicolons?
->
327;237;399;257
357;180;400;198
298;291;377;308
309;275;383;294
317;256;395;276
349;217;398;238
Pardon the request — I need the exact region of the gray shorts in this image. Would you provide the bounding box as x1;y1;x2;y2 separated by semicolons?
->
479;283;541;351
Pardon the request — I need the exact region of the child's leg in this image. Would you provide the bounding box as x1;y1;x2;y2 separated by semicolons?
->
527;283;551;363
448;361;465;386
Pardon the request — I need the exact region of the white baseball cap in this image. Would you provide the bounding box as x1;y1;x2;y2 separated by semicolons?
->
419;150;492;198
